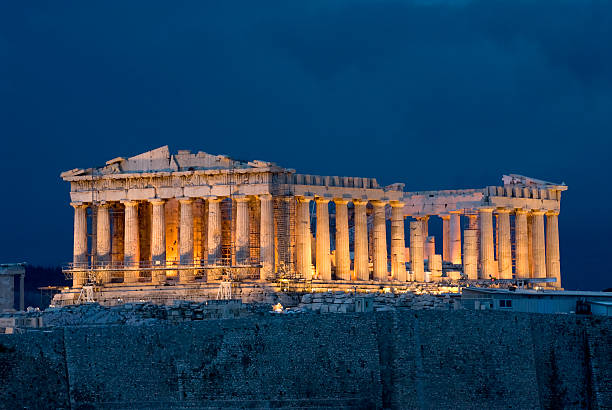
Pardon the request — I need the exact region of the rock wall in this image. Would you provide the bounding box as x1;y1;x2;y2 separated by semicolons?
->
1;311;610;409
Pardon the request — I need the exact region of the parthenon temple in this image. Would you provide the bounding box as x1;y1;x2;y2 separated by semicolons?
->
61;146;566;299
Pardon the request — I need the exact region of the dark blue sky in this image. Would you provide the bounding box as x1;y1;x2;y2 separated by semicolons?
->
1;1;610;290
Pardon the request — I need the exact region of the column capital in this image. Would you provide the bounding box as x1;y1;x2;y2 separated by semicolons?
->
70;202;87;209
496;207;512;214
515;208;528;214
95;201;110;208
439;214;451;220
352;199;368;206
315;197;330;204
531;209;546;216
233;195;250;203
178;197;194;204
333;198;350;205
206;196;223;203
296;195;313;203
546;210;560;216
370;200;387;207
389;200;405;208
449;210;463;215
258;193;273;201
148;198;166;205
121;200;139;207
414;214;428;220
478;207;495;213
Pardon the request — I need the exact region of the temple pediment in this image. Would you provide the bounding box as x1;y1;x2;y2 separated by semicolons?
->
61;146;279;178
502;174;567;190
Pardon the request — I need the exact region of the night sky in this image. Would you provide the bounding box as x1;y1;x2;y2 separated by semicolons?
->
1;1;610;290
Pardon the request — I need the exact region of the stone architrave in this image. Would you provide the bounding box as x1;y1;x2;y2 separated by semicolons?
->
334;198;350;281
353;199;369;281
315;198;331;280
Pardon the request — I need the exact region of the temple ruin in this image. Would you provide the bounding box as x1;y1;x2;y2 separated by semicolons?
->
55;146;566;305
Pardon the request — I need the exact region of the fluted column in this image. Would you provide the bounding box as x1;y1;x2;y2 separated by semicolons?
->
334;198;350;280
496;208;512;279
463;229;478;279
296;196;312;280
410;220;424;282
390;202;406;282
179;198;194;283
259;194;274;280
235;196;250;264
315;198;331;280
449;211;462;265
123;200;140;283
532;210;546;279
546;210;561;288
372;201;388;281
207;197;222;266
441;215;450;262
479;207;496;279
72;203;88;288
514;209;529;278
149;199;166;284
353;199;369;280
95;203;111;284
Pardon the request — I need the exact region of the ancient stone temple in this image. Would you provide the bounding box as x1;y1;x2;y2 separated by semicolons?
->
58;146;566;304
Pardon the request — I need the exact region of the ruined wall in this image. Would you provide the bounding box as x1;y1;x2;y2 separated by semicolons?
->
1;311;610;409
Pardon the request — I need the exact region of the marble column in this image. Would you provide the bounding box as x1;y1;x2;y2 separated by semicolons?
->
546;210;561;288
179;198;194;283
150;198;166;284
95;203;111;284
72;203;88;287
315;198;331;280
527;214;534;277
531;210;547;279
353;199;369;281
372;200;388;281
463;229;478;280
296;196;313;280
207;197;222;266
259;194;274;280
441;215;450;262
496;208;512;279
334;198;350;281
514;209;529;279
123;200;140;283
478;207;496;279
449;211;462;265
390;202;407;282
235;196;250;264
410;220;424;282
425;236;435;261
111;205;124;265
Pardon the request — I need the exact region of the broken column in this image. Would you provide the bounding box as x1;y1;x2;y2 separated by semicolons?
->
334;198;351;281
425;236;435;261
478;207;496;279
390;201;407;282
410;220;424;282
546;210;561;288
315;197;331;280
496;208;512;279
372;200;388;281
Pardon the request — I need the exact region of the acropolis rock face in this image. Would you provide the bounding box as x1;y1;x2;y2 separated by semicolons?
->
58;146;567;304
